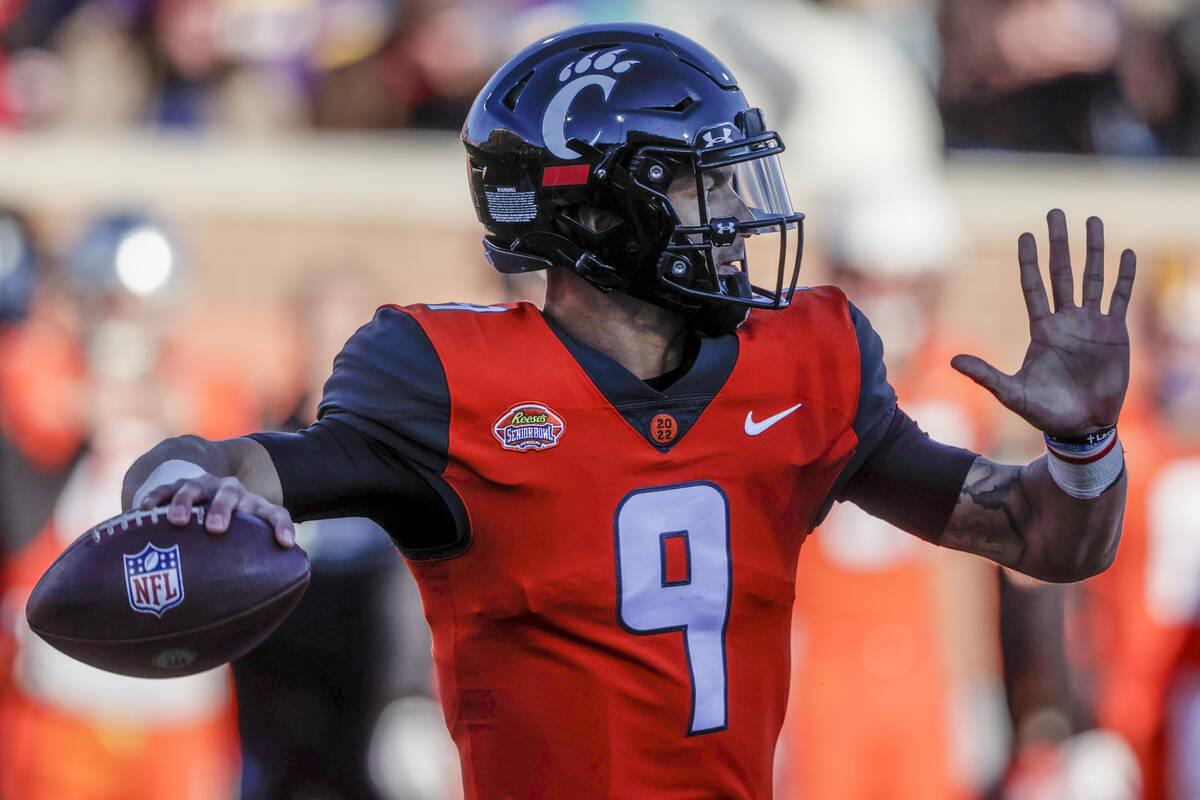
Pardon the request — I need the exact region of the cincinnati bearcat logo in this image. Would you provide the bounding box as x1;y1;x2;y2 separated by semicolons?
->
493;402;565;451
541;48;639;161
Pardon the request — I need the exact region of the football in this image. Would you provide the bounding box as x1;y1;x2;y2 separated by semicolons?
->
25;504;310;679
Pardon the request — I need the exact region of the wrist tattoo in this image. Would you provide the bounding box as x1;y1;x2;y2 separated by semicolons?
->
942;460;1028;568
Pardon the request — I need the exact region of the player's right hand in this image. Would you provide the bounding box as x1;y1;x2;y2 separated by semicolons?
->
951;209;1135;438
137;474;296;548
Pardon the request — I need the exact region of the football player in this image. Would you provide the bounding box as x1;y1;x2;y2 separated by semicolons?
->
2;212;241;800
123;24;1136;800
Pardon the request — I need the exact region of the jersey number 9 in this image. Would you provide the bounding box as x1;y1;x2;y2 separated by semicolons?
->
615;482;731;735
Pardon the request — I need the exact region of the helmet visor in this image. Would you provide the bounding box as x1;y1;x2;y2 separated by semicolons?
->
729;153;797;228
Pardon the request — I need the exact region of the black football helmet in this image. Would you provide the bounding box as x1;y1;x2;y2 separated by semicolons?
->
462;23;805;334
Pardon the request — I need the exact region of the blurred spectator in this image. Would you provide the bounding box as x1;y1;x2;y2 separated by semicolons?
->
398;0;517;129
0;206;85;601
938;0;1200;157
0;206;37;327
0;0;23;122
777;180;1009;800
0;211;243;800
1158;6;1200;155
939;0;1120;153
2;0;525;132
53;2;153;129
991;571;1123;800
315;0;513;130
992;248;1200;800
3;0;1200;159
811;0;944;91
1064;249;1200;800
0;206;81;698
232;268;456;800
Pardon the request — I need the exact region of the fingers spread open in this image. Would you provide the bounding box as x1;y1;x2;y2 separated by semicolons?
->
1046;209;1075;311
1081;216;1105;309
1108;248;1137;319
951;354;1015;408
1018;232;1051;323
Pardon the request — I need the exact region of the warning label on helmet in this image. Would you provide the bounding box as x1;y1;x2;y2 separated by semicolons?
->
485;186;537;222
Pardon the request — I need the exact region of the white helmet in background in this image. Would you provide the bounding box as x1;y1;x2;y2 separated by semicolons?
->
826;177;964;277
824;177;964;366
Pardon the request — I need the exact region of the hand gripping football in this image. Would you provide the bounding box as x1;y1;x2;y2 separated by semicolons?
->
25;505;310;678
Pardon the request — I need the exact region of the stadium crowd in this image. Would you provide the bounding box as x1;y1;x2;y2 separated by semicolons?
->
0;0;1197;155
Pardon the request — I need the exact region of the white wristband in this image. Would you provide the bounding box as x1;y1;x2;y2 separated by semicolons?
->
1045;437;1124;499
131;459;207;508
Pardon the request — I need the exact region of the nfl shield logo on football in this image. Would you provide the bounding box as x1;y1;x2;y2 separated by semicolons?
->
124;543;185;617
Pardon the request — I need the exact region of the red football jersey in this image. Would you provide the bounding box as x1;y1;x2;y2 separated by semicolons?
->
398;291;866;800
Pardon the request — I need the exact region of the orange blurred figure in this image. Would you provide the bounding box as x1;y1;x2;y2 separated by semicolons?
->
0;212;249;800
1077;249;1200;800
778;181;1005;800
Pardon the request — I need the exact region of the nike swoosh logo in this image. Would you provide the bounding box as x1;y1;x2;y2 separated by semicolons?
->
744;403;803;436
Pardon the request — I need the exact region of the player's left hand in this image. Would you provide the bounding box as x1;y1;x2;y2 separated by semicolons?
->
951;209;1136;437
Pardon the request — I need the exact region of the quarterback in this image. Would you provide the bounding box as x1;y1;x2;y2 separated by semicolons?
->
123;24;1136;800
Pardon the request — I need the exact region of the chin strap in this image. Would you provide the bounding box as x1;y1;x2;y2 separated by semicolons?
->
482;236;553;274
719;271;753;300
484;233;749;335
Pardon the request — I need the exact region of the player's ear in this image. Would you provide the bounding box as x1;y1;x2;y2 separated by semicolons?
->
572;205;623;235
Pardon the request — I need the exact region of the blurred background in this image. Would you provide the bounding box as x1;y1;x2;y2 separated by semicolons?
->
1;0;1200;799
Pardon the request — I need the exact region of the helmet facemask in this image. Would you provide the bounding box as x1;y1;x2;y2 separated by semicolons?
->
623;115;805;333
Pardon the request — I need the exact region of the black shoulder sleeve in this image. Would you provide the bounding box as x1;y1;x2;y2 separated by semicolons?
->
835;409;979;543
249;418;468;559
251;305;470;559
317;305;451;475
812;302;898;525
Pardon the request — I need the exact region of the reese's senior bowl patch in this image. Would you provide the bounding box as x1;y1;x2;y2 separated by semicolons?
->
493;403;565;452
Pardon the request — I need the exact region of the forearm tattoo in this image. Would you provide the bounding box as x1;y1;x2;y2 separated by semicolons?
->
941;459;1029;569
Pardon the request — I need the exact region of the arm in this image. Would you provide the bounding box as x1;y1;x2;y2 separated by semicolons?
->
840;415;1123;582
941;454;1123;582
122;306;463;554
943;209;1136;582
121;419;464;556
121;434;282;507
121;434;295;546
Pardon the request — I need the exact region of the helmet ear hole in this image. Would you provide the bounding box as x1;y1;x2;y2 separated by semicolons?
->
560;209;622;241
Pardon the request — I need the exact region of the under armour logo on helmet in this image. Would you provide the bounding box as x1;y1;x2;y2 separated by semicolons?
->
709;216;740;246
701;127;735;148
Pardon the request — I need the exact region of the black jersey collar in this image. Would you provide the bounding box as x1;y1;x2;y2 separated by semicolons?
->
539;312;738;451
